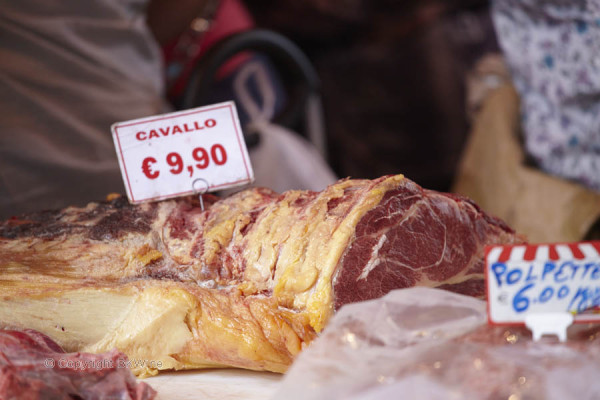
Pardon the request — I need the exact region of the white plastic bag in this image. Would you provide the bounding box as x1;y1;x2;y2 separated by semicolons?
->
275;287;600;400
233;59;337;193
247;121;337;193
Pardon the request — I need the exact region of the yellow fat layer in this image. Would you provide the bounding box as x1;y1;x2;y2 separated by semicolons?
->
239;175;405;332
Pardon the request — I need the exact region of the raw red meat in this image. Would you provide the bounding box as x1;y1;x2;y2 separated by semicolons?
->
333;178;519;309
0;329;156;400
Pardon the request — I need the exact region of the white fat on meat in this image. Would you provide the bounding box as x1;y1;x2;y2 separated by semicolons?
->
357;234;388;281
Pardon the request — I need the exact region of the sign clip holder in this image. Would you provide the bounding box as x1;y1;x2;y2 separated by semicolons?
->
524;312;573;342
192;178;209;211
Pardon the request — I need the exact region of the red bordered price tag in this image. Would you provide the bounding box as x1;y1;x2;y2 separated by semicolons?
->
486;241;600;325
112;101;254;203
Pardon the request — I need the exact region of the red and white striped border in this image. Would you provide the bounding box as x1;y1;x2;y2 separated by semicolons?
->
486;241;600;264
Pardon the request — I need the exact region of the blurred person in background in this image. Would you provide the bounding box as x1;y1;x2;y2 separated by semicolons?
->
0;0;258;218
452;0;600;242
492;0;600;192
245;0;499;191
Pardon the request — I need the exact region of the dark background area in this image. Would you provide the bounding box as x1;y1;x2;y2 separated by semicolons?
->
244;0;499;191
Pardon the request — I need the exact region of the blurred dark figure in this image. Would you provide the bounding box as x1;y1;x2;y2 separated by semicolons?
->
246;0;498;191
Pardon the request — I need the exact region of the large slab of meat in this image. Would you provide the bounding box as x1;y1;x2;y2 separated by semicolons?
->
0;329;156;400
0;175;522;376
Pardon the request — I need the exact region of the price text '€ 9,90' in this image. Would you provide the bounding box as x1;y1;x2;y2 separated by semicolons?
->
141;144;228;180
112;101;254;203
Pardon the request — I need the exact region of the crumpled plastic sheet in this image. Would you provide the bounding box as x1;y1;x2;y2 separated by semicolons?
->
274;287;600;400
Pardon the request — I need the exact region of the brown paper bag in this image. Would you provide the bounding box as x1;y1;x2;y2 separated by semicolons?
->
453;84;600;242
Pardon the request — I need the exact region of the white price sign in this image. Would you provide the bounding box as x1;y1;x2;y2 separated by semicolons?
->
112;101;254;203
486;241;600;326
